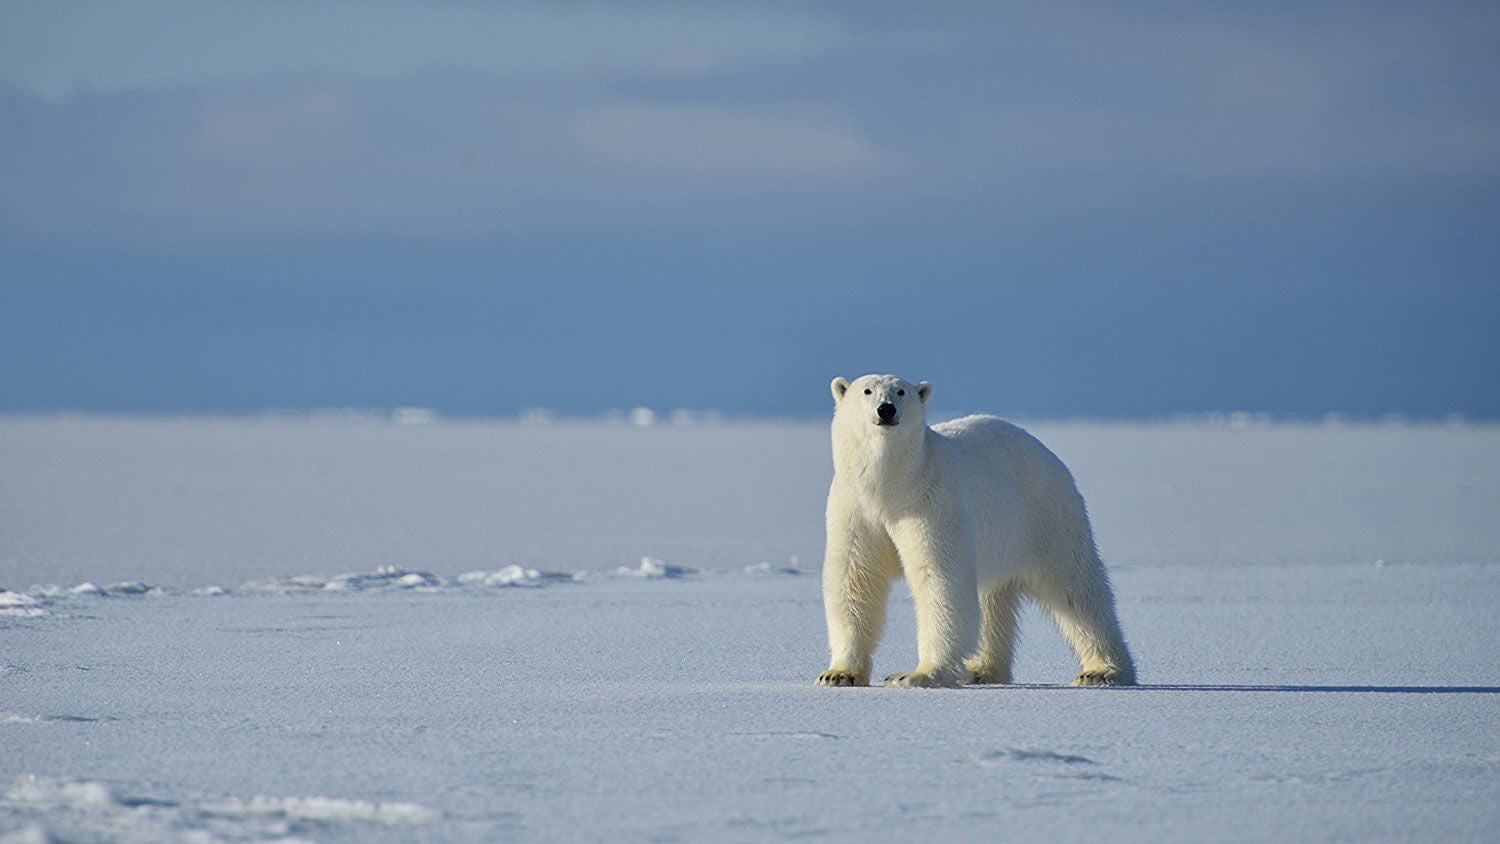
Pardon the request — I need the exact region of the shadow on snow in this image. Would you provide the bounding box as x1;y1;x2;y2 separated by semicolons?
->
992;683;1500;695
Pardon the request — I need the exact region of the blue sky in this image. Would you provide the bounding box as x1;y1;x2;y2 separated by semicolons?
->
2;1;1497;417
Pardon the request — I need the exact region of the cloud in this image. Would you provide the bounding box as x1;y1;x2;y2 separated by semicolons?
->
574;103;891;184
0;0;840;99
195;81;361;161
0;76;898;241
1;3;1497;242
963;4;1500;180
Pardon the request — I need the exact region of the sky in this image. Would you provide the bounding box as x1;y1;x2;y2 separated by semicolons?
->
1;1;1497;418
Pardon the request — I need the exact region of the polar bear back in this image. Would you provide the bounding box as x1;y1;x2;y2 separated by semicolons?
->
930;414;1096;583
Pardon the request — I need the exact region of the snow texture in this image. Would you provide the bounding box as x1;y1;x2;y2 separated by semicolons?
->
2;417;1498;841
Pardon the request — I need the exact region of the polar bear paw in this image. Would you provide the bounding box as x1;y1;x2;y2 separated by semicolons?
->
966;668;1014;686
1074;668;1134;687
883;671;960;688
816;669;867;687
964;660;1011;685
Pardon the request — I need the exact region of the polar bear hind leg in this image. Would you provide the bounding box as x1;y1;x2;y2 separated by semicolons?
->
1028;560;1136;686
964;580;1022;684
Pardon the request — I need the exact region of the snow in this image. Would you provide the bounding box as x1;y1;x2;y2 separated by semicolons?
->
2;416;1498;841
2;774;436;842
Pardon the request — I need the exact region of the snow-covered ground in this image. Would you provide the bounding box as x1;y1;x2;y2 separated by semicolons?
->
2;417;1498;841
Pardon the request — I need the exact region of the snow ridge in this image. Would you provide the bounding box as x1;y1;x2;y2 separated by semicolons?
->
2;558;804;617
1;774;436;842
0;590;47;618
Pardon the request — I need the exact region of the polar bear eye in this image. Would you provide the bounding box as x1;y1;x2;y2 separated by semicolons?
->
897;389;905;396
863;389;872;395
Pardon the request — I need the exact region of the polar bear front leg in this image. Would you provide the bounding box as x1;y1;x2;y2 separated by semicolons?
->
818;515;899;687
884;518;980;688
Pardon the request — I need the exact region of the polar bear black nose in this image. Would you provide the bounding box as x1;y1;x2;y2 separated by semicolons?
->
877;402;897;421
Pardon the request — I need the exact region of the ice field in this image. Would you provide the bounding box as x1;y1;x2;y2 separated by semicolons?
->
2;416;1498;841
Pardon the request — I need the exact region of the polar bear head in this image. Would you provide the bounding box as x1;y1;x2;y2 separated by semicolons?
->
830;374;932;433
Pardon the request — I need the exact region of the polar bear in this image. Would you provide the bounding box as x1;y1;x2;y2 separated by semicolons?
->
816;374;1135;688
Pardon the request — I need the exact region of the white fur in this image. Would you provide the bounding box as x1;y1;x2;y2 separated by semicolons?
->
817;374;1136;689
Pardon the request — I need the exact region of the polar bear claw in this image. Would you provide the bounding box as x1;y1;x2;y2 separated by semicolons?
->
1074;668;1130;687
883;672;949;689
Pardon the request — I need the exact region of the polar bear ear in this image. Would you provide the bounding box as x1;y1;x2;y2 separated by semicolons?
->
831;377;850;401
917;381;932;404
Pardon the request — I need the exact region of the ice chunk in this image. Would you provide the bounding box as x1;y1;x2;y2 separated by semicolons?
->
615;556;698;578
204;793;438;825
242;567;443;594
5;775;116;809
239;574;329;594
324;566;443;591
457;565;574;587
743;561;803;576
0;591;44;609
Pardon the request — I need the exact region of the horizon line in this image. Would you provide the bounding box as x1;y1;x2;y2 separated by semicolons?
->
1;407;1494;429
